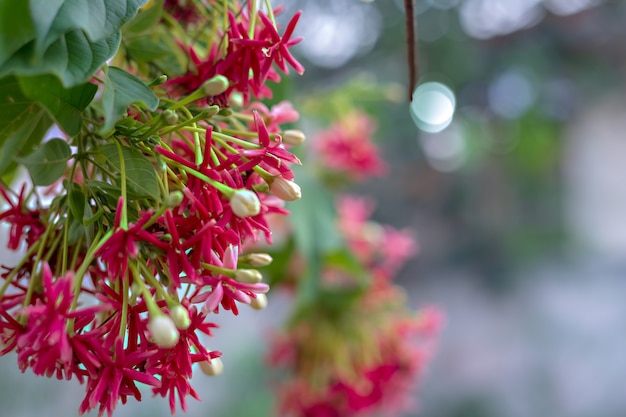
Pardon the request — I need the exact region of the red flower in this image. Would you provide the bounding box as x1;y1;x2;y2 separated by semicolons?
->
79;337;160;417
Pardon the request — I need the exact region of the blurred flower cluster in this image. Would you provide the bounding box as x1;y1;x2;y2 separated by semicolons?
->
0;1;439;416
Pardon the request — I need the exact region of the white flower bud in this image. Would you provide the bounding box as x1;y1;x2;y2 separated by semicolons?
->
169;305;191;330
250;293;268;310
200;357;224;376
163;109;179;125
230;189;261;217
234;269;262;284
269;177;301;202
164;190;184;208
148;315;180;348
246;253;273;267
282;130;306;146
202;75;229;96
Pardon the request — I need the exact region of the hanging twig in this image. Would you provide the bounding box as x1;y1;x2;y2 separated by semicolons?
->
404;0;418;101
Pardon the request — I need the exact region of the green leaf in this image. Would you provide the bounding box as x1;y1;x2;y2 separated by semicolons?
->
98;143;160;200
0;108;52;177
124;0;164;34
1;30;122;88
289;168;344;309
68;182;86;223
0;77;38;146
16;138;72;186
0;1;35;66
125;37;171;62
101;66;159;133
18;75;97;136
0;0;148;87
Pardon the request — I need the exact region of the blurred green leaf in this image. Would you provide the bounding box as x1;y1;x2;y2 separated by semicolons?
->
0;77;38;147
18;74;97;136
125;37;171;62
0;108;52;177
0;2;35;67
101;66;159;133
16;138;71;186
124;0;164;34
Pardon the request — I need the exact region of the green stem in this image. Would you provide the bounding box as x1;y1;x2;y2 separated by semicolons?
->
114;140;128;230
0;243;39;299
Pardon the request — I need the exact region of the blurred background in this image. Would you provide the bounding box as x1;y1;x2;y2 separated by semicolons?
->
3;0;626;416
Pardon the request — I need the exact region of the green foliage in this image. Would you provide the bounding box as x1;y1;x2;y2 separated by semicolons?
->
18;75;97;136
101;66;159;133
287;167;371;319
16;138;72;186
97;143;160;200
0;77;40;148
0;108;52;178
0;0;148;87
124;0;164;34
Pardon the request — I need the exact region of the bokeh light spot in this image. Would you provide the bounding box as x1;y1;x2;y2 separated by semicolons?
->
411;82;456;133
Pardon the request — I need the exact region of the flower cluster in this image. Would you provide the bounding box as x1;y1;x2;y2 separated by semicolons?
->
0;1;304;416
269;105;441;416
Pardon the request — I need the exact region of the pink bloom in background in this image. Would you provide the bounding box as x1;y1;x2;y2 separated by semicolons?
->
313;111;388;181
271;287;443;417
336;195;418;280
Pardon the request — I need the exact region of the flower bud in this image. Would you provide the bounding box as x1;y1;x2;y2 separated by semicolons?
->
282;130;306;146
245;253;273;267
169;305;191;330
202;75;229;96
148;74;168;86
205;105;220;117
200;357;224;376
250;294;268;310
165;190;184;208
230;189;261;218
163;109;179;125
270;177;301;202
147;315;180;348
235;269;263;284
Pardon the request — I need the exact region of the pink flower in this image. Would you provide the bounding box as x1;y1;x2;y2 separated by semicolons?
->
191;245;269;315
313;111;388;181
166;9;304;103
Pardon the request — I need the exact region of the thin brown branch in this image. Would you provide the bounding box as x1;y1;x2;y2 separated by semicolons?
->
404;0;418;101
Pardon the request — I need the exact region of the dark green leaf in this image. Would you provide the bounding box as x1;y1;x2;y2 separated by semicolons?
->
0;77;38;147
101;66;159;133
16;138;72;186
68;182;86;223
98;143;160;200
0;0;147;87
18;75;97;136
0;1;35;67
0;108;52;177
